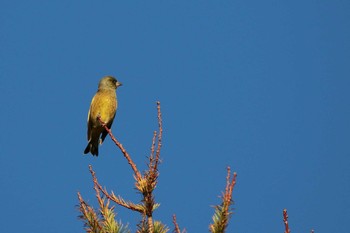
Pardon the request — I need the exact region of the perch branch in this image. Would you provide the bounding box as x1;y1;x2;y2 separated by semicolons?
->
97;116;142;181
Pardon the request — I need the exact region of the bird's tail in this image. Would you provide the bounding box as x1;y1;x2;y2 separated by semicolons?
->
84;140;99;156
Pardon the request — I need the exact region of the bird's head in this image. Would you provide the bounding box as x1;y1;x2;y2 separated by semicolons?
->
98;76;122;90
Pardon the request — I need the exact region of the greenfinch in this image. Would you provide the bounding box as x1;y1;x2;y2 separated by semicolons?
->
84;76;122;156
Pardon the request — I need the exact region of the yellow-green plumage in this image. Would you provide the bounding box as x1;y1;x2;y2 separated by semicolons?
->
84;76;122;156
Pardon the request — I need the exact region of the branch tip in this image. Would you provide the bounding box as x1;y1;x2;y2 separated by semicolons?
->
172;214;182;233
283;209;291;233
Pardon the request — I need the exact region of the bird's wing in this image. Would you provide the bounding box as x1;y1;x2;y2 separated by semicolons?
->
100;112;115;143
86;95;96;141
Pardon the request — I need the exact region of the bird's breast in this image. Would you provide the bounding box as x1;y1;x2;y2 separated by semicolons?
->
90;91;117;124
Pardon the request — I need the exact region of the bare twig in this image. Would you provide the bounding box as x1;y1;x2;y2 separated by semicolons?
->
224;167;237;213
283;209;291;233
154;101;163;172
92;171;104;209
97;116;142;181
149;130;157;165
172;214;185;233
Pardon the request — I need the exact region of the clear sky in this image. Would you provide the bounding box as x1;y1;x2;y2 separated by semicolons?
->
1;1;349;233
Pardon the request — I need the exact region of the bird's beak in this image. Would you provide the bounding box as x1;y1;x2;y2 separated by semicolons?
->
116;82;122;87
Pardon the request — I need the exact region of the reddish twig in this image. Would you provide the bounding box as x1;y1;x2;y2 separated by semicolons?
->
91;169;104;209
224;167;237;213
149;130;157;162
154;101;162;172
97;116;142;181
283;209;291;233
146;102;163;183
89;165;142;213
172;214;184;233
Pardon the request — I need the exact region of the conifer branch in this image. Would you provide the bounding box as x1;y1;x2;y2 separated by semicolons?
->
77;192;103;232
78;178;130;233
136;215;148;233
93;175;128;233
209;167;237;233
89;165;143;213
93;102;164;233
137;102;163;233
78;100;314;233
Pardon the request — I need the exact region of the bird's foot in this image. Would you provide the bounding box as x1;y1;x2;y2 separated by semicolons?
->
97;115;106;127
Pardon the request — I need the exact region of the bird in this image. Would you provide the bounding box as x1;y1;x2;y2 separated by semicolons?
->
84;76;122;156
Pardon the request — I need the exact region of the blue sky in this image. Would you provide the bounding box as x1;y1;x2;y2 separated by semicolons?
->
1;1;349;232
